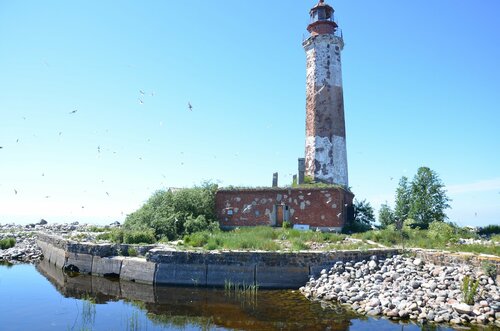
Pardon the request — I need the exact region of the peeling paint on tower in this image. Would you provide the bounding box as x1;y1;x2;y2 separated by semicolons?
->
304;0;348;187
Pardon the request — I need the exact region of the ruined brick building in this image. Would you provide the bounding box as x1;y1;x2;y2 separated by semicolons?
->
215;0;354;231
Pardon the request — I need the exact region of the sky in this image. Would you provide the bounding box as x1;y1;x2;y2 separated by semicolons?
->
0;0;499;227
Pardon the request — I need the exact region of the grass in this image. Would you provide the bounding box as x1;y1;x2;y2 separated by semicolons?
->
352;223;500;256
183;226;351;251
0;237;16;249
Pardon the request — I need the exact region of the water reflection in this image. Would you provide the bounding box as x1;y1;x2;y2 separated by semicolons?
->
36;259;359;330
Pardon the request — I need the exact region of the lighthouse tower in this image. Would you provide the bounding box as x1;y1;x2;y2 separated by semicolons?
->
303;0;348;187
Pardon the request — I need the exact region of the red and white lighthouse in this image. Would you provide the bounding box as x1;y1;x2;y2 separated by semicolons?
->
303;0;348;187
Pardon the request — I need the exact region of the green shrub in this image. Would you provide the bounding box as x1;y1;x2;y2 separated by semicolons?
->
428;221;455;242
184;232;210;247
282;221;292;229
96;228;124;243
184;215;219;235
123;230;156;244
0;238;16;249
124;182;218;240
462;275;480;305
127;247;138;257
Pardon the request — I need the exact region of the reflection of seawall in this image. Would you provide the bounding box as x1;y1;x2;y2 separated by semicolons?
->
36;259;354;331
36;259;155;304
37;233;400;289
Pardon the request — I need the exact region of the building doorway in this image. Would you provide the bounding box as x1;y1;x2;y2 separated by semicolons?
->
275;204;288;227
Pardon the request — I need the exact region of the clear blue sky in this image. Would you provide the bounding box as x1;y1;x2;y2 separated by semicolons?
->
1;1;499;226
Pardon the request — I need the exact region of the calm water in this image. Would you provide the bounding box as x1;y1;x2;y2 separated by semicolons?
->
0;261;469;331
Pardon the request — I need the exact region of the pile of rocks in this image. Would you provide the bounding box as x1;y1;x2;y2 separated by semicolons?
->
300;255;500;327
0;229;42;264
457;238;498;246
0;220;121;264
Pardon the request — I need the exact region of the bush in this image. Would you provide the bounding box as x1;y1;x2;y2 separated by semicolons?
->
124;182;218;240
96;228;124;243
184;215;219;235
0;238;16;249
123;230;156;244
184;231;210;247
282;221;292;229
127;247;138;257
428;221;455;242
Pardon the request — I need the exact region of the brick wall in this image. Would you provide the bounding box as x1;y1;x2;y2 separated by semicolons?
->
215;187;353;231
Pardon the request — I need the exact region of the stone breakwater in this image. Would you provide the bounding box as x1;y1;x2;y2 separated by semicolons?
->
300;255;500;327
35;232;399;288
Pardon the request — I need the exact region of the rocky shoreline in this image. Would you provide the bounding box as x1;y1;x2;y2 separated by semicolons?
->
0;221;119;264
300;255;500;328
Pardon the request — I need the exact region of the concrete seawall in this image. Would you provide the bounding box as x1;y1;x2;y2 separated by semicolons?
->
36;233;400;288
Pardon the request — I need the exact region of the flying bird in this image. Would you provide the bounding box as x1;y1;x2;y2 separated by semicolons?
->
69;109;78;114
188;102;193;111
106;192;110;197
97;146;101;154
139;99;144;105
14;189;17;195
139;90;145;95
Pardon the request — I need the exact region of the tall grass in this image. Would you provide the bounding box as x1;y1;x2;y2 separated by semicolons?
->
183;226;348;251
224;280;259;299
352;222;500;256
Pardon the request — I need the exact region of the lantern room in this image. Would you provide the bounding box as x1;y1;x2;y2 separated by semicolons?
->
307;0;338;36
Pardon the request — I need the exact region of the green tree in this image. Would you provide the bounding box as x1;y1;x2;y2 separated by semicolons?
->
344;199;374;233
408;167;451;226
394;176;411;222
378;202;395;229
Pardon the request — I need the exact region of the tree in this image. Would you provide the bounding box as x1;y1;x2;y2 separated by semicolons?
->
342;199;375;233
354;199;375;226
408;167;451;226
378;202;395;229
394;176;411;222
